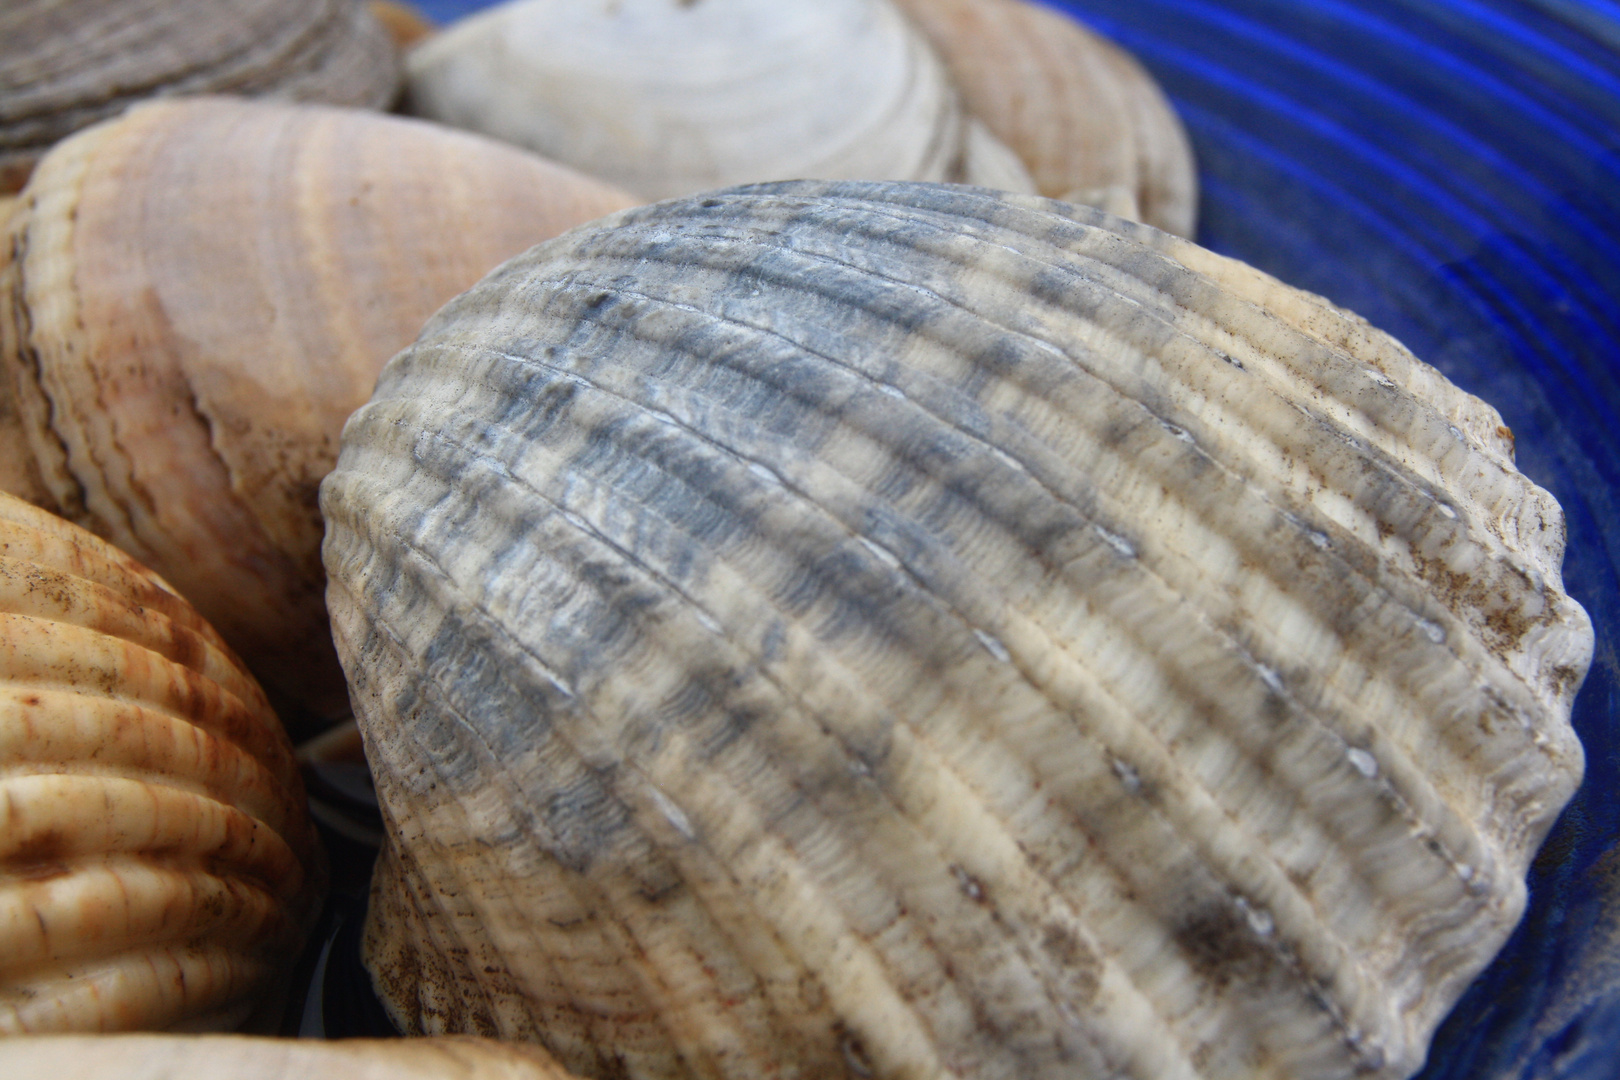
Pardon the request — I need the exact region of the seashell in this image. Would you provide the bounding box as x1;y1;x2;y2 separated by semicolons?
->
0;1034;582;1079
0;490;322;1034
369;0;437;50
402;0;1036;202
0;96;636;733
0;0;401;195
323;180;1592;1079
890;0;1199;237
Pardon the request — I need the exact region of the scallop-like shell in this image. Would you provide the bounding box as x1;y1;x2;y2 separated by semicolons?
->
322;181;1589;1079
0;491;322;1033
402;0;1036;201
0;0;400;194
0;97;636;732
0;1034;582;1079
890;0;1198;236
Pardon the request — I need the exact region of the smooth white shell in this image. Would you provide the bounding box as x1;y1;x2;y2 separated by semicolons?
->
404;0;1035;200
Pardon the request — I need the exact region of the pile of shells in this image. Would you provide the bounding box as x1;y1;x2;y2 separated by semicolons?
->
0;95;634;733
400;0;1197;234
0;0;400;193
321;181;1590;1079
0;491;323;1033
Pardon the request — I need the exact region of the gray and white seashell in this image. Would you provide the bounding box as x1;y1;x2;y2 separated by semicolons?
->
0;0;400;194
0;492;322;1033
322;181;1590;1079
402;0;1035;201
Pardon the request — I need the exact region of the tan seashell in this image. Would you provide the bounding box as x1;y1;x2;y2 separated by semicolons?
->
323;181;1589;1080
369;0;437;50
0;491;322;1034
0;1034;582;1079
0;0;401;195
890;0;1198;236
402;0;1036;201
0;96;637;734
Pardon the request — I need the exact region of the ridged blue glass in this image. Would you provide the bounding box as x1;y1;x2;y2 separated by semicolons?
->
397;3;1620;1074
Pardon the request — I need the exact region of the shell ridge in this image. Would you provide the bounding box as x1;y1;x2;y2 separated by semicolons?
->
670;198;1584;725
336;544;854;1077
755;187;1548;558
553;224;1564;761
0;619;301;796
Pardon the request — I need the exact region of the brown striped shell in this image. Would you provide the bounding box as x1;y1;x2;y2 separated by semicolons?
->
0;96;636;733
890;0;1199;236
0;0;401;194
321;181;1590;1080
0;1034;584;1079
0;491;322;1034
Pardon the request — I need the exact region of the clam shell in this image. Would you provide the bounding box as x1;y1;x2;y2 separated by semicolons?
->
0;0;401;194
402;0;1036;201
0;491;322;1033
322;181;1589;1079
0;96;635;731
0;1034;581;1079
890;0;1198;236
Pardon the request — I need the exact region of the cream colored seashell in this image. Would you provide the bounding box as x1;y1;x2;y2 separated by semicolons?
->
0;491;322;1034
323;180;1591;1080
403;0;1036;201
890;0;1199;237
0;96;636;734
0;0;401;194
0;1034;583;1079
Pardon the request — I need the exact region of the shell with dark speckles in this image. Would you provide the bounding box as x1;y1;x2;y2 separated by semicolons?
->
323;180;1590;1080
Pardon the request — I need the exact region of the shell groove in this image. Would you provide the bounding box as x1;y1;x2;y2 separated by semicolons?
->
402;0;1035;201
0;0;400;194
322;181;1590;1079
0;97;635;730
0;492;322;1033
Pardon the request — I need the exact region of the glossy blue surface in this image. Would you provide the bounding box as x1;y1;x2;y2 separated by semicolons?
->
403;2;1620;1075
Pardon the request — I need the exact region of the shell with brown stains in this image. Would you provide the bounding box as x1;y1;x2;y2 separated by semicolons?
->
0;491;323;1033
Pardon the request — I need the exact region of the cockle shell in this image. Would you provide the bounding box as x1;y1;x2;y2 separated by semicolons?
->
0;491;322;1033
0;96;635;733
402;0;1036;201
889;0;1199;237
322;181;1590;1079
0;0;401;194
0;1034;583;1079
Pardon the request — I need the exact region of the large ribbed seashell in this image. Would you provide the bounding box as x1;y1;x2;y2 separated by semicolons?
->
322;181;1590;1079
0;491;322;1033
402;0;1036;201
0;1034;583;1079
0;0;400;194
890;0;1198;237
0;96;635;732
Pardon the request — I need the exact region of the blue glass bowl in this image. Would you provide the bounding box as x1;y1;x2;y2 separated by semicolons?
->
396;3;1620;1074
